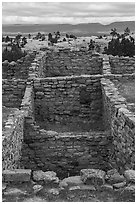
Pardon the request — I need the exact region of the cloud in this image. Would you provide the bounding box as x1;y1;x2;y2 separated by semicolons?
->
2;2;135;24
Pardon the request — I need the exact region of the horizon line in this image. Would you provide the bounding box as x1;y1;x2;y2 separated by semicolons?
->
2;20;135;26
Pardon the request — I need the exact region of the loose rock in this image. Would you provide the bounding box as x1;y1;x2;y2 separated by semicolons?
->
124;170;135;183
33;170;59;184
59;176;83;188
2;183;7;191
33;185;43;193
80;169;106;185
113;181;126;189
48;188;60;195
100;184;113;191
4;187;27;196
105;169;125;184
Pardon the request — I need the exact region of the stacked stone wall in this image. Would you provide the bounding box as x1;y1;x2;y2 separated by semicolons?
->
2;79;27;108
36;51;46;77
2;48;135;177
2;110;25;170
43;50;103;77
34;75;103;128
22;121;112;177
109;56;135;74
101;78;135;171
2;84;35;170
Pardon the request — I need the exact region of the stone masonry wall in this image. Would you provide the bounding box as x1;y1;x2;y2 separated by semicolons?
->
34;75;103;128
2;48;135;177
2;109;25;170
2;84;34;170
101;78;135;171
21;123;112;177
109;56;135;74
2;79;27;108
2;52;38;170
43;50;103;77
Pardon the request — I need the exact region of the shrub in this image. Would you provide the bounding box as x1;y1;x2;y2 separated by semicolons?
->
2;44;27;62
63;38;66;42
104;28;135;57
105;37;135;57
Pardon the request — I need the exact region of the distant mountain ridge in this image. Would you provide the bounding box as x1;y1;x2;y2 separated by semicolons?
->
2;21;135;36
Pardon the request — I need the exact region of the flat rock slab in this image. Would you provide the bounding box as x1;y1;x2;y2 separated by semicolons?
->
2;169;31;182
80;169;106;185
113;181;126;189
59;176;83;188
100;184;113;191
124;170;135;183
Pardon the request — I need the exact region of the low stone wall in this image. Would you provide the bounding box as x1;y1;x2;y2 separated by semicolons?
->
35;51;46;77
101;78;135;171
2;109;25;170
109;56;135;74
34;75;103;128
21;85;35;118
2;79;27;108
43;50;103;77
2;84;34;170
21;124;112;177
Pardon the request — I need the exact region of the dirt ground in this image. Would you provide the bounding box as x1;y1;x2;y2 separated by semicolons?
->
2;182;135;202
113;79;135;113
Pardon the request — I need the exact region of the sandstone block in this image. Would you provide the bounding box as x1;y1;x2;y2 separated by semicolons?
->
2;169;31;182
2;60;9;66
69;186;81;191
124;170;135;183
100;184;113;191
80;169;106;185
105;169;125;184
113;181;126;189
33;170;59;184
59;176;83;188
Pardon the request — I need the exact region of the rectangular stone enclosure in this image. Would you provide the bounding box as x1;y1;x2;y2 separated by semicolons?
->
2;50;135;180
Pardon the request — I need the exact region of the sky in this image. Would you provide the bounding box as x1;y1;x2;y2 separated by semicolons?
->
2;2;135;25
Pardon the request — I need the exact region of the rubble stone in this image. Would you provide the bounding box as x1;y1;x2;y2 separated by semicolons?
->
59;176;83;188
105;169;125;184
80;169;106;185
33;170;59;184
124;170;135;183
